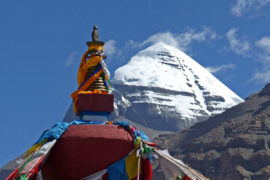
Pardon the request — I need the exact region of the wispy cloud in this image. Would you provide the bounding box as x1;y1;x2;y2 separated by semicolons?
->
256;36;270;55
231;0;270;17
175;27;217;51
252;70;270;83
251;36;270;82
65;51;79;67
127;27;217;52
205;64;236;74
141;32;179;49
104;40;117;57
226;28;251;56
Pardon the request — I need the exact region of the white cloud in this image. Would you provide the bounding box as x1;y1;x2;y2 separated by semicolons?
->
252;70;270;82
256;36;270;54
231;0;270;17
124;40;142;49
104;40;116;57
251;37;270;82
65;51;79;67
205;64;236;74
226;28;250;56
127;27;217;52
141;32;179;49
175;27;217;51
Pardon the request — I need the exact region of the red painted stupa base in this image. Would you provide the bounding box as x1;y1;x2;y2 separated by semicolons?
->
41;124;133;180
76;93;114;115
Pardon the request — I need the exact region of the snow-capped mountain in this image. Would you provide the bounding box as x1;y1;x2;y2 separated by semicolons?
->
112;42;243;131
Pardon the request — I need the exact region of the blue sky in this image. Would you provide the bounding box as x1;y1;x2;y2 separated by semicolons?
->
1;0;270;167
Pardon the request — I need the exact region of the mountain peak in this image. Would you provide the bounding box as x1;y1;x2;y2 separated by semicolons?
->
137;42;181;54
112;44;243;131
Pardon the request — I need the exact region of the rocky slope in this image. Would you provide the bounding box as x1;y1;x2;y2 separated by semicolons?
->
155;84;270;180
112;42;243;131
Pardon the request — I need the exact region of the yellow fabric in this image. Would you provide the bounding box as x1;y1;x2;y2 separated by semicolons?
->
24;138;48;158
84;56;102;69
78;90;108;94
125;151;140;180
77;51;103;86
71;68;103;109
77;51;87;86
104;75;109;81
73;44;105;113
135;137;141;148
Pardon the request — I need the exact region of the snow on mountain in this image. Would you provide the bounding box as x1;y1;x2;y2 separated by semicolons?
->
111;42;243;131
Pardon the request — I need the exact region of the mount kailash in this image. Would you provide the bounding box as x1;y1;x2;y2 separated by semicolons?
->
111;42;243;132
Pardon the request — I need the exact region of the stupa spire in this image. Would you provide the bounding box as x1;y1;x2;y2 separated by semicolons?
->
70;25;113;117
91;25;99;42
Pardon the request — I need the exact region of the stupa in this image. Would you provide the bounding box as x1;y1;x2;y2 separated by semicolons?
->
71;25;114;121
5;26;208;180
41;26;153;180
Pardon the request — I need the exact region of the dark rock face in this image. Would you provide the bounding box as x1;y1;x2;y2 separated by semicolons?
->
156;84;270;180
259;83;270;96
